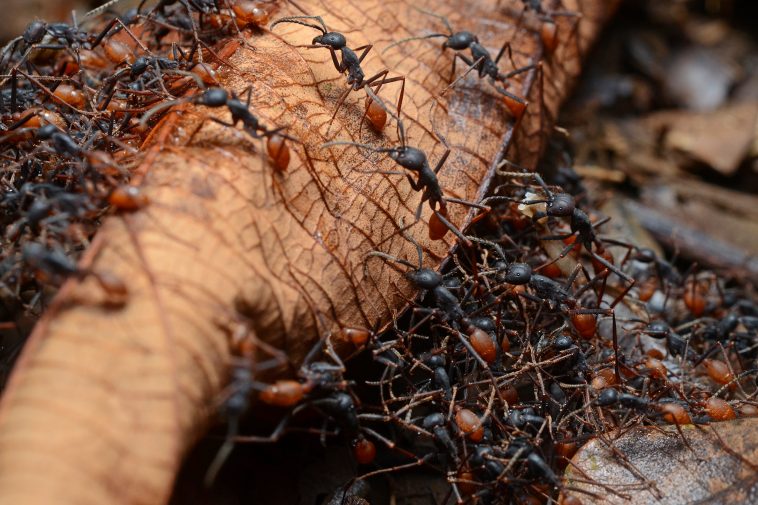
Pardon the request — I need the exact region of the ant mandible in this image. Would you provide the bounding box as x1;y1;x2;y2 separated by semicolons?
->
270;15;406;131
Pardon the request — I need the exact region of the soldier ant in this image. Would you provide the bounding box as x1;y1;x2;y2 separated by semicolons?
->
270;15;406;131
493;166;636;308
22;242;127;301
384;8;533;116
322;89;482;243
141;86;296;171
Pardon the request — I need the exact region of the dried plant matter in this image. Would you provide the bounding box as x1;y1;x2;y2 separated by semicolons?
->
0;1;614;504
566;419;758;504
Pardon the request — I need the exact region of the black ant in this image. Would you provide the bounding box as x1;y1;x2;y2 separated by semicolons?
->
22;242;127;301
270;15;406;130
322;89;482;243
366;235;466;326
365;234;512;402
493;166;636;308
383;8;533;114
141;86;292;141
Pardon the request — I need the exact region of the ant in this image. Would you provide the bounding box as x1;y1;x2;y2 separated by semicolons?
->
141;86;296;173
270;15;406;130
384;8;533;115
22;242;127;301
323;89;482;243
492;166;636;308
366;234;466;327
141;86;287;138
365;235;512;403
206;336;402;484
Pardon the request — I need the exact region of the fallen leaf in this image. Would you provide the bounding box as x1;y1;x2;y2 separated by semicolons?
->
564;418;758;505
647;101;758;175
0;1;615;504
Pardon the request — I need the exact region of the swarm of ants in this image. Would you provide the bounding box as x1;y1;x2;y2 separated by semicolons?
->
217;147;758;502
1;0;757;504
0;0;281;383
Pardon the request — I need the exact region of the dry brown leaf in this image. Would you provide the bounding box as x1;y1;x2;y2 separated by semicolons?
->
0;1;614;504
647;101;758;175
564;418;758;505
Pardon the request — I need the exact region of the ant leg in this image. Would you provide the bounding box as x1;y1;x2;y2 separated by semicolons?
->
358;454;434;480
586;249;635;307
323;334;346;373
494;38;517;68
499;63;538;81
432;148;451;174
10;69;17;113
204;415;239;487
234;411;294;443
209;117;240;128
364;74;406;138
326;86;353;132
243;86;254;108
90;17;119;49
443;197;488;211
353;44;374;64
329;46;343;74
432;208;472;247
441;55;486;95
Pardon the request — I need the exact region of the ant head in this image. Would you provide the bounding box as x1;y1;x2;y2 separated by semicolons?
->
635;247;657;263
553;334;574;351
313;32;346;49
388;146;425;171
596;388;618;406
546;193;575;217
197;87;228;107
406;268;442;290
505;263;532;285
36;124;60;140
425;353;446;368
422;412;445;429
443;31;477;50
645;320;670;339
130;57;149;77
23;20;47;45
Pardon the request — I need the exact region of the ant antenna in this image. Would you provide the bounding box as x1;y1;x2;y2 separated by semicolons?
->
84;0;127;18
138;96;191;127
270;15;329;35
412;6;454;33
365;251;417;276
382;33;449;54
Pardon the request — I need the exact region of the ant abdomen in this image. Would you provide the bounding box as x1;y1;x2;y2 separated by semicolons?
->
267;135;290;172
